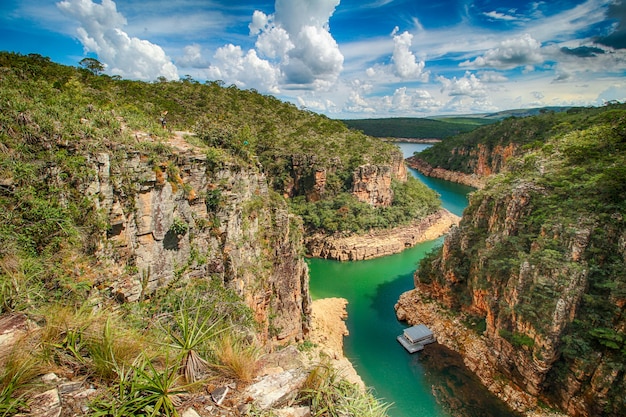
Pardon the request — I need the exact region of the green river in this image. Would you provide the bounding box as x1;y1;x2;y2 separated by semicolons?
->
307;144;520;417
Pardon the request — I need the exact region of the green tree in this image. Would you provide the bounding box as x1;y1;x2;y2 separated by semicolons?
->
79;57;104;75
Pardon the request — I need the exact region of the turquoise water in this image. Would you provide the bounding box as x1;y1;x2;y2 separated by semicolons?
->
396;142;474;217
308;239;447;417
308;143;517;417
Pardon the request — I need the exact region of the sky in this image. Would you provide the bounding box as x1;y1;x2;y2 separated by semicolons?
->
1;0;625;118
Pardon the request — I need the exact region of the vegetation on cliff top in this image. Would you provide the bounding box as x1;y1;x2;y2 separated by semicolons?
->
0;52;395;415
415;103;626;174
417;104;626;415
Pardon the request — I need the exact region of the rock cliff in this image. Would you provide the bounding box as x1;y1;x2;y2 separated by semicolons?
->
88;138;311;344
306;209;459;261
398;115;626;416
406;156;486;189
286;150;407;207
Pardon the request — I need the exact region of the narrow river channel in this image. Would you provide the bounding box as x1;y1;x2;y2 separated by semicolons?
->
307;143;520;417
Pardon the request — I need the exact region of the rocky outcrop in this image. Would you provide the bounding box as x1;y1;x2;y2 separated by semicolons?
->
86;141;310;344
395;289;551;416
399;176;626;416
406;156;485;189
287;150;407;208
306;209;459;261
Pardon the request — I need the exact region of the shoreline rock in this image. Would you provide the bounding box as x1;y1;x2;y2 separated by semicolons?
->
305;208;460;261
308;298;364;388
406;156;486;189
394;289;568;417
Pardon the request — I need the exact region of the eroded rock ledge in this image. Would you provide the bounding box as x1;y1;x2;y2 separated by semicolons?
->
305;209;460;261
394;289;568;417
406;156;486;189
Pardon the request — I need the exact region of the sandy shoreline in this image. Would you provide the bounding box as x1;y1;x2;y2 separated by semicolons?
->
309;297;364;388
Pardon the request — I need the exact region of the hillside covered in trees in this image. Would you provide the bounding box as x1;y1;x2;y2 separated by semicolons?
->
405;103;626;416
341;116;494;139
414;104;626;174
0;51;435;416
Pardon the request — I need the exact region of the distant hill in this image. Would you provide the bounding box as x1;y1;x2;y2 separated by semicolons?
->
340;107;572;139
340;117;494;139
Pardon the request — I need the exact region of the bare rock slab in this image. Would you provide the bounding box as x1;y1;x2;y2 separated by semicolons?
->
243;369;307;409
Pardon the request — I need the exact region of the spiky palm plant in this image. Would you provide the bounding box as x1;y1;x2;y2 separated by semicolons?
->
164;307;225;383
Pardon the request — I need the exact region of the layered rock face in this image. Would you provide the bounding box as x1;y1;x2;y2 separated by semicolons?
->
406;157;486;189
407;140;517;188
86;145;311;344
287;150;407;207
407;179;626;416
306;209;459;261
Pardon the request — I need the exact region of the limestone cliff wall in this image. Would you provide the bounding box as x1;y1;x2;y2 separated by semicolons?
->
85;146;311;344
406;157;485;189
306;209;459;261
407;142;517;188
399;181;626;417
287;149;407;208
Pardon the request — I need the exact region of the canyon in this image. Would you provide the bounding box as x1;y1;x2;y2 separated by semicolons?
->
397;107;626;417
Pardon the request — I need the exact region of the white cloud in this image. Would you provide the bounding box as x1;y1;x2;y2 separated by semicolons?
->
483;11;517;21
283;25;343;89
438;72;488;98
479;71;508;83
391;30;428;80
460;33;543;70
255;19;294;60
249;10;269;36
273;0;344;88
177;44;208;69
596;83;626;104
206;44;280;93
209;0;344;92
56;0;178;81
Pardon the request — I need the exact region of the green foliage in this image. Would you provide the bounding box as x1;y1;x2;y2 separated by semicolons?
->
417;102;626;414
164;306;225;383
341;117;493;139
291;177;439;233
0;347;40;417
0;51;438;415
298;363;391;417
499;329;535;348
415;103;626;175
169;217;189;236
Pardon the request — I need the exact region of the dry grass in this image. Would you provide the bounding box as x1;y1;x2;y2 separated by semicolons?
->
0;337;44;415
210;333;260;383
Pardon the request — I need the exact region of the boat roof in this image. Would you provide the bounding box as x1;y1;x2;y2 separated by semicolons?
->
404;324;433;340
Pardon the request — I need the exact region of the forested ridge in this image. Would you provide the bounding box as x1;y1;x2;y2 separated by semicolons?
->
415;104;626;174
0;51;412;416
341;116;494;139
415;103;626;416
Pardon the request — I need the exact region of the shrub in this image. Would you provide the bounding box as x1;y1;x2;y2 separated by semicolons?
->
298;363;391;417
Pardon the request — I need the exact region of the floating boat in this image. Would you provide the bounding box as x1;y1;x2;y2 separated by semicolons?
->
397;324;436;353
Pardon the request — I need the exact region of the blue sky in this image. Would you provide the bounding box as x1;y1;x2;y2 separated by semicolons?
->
1;0;625;118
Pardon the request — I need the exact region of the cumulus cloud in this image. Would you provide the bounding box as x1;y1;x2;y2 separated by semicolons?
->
177;44;209;69
391;29;428;80
211;0;344;92
273;0;344;88
438;72;488;98
363;28;429;83
460;33;543;70
479;71;508;83
206;44;280;93
56;0;178;81
341;81;442;116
